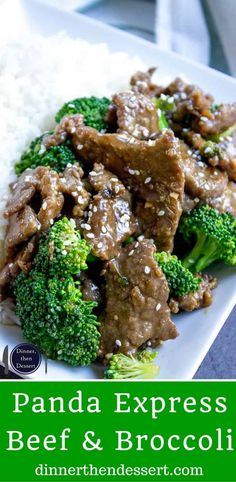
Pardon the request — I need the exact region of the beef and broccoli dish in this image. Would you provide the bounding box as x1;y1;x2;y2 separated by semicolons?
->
1;68;236;379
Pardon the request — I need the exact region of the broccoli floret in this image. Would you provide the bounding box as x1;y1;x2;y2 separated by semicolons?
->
105;351;159;379
200;140;223;159
15;136;78;176
14;218;100;366
152;94;176;131
55;96;111;131
179;205;236;273
35;218;90;277
154;252;201;297
156;94;176;112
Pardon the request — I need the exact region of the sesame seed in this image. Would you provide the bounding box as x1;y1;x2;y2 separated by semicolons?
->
134;242;139;248
77;144;83;150
67;163;72;168
144;266;151;274
38;145;46;155
114;315;118;321
144;177;151;184
50;219;54;225
128;168;135;175
72;191;77;197
110;177;118;182
93;206;98;213
77;196;84;204
115;339;122;347
132;127;140;137
69;219;76;227
97;242;103;249
128;250;134;256
155;303;161;312
70;126;76;133
90;171;99;176
114;185;120;194
101;226;107;233
86;233;95;239
42;201;47;210
84;223;91;230
158;210;165;216
9;263;13;268
170;192;178;199
138;235;144;241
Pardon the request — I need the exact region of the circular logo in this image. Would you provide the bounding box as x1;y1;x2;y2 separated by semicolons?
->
10;343;41;375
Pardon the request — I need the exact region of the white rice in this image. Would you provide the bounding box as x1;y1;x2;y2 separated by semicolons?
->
0;31;147;324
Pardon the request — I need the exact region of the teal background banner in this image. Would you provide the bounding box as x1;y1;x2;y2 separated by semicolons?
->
0;381;235;482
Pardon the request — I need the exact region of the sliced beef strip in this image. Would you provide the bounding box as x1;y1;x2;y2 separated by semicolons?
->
37;169;64;230
165;77;236;138
112;91;158;139
5;206;40;256
182;193;200;213
46;117;185;252
59;164;91;218
5;168;39;217
43;115;84;149
213;132;236;181
183;180;236;217
204;181;236;217
193;104;236;137
181;129;236;182
130;68;163;97
0;237;38;301
81;163;137;260
4;166;64;231
179;140;228;200
169;274;217;313
99;239;178;356
165;77;213;121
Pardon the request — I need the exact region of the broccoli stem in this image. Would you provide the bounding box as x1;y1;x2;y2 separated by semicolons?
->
182;234;221;272
158;112;168;130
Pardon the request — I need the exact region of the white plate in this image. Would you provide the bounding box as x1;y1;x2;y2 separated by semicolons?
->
1;0;236;380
